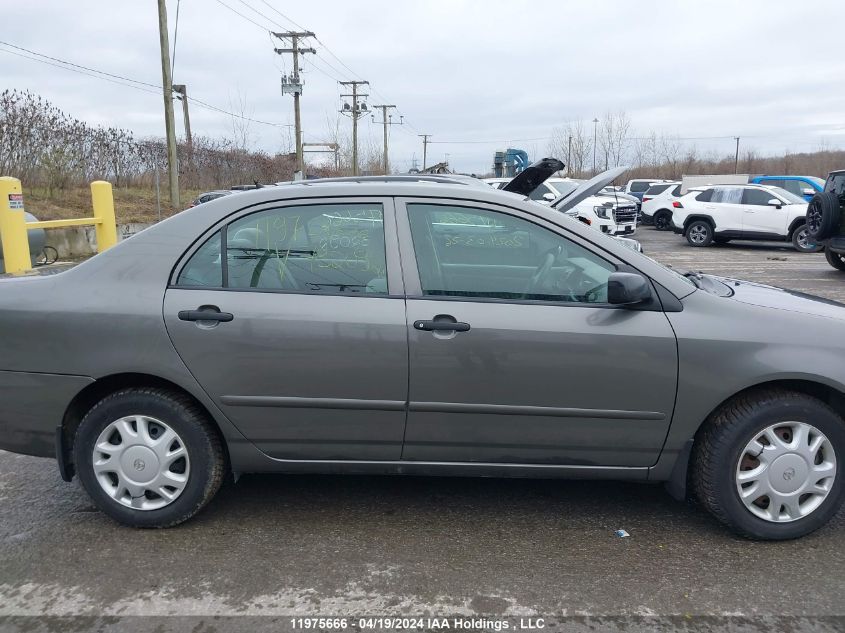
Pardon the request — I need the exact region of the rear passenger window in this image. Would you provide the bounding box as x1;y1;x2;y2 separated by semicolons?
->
177;204;388;294
712;187;743;204
630;181;651;193
645;184;670;195
695;189;713;202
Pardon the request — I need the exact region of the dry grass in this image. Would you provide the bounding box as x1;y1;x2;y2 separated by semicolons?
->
21;185;207;224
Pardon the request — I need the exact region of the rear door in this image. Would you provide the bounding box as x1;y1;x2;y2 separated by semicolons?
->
164;198;409;461
396;198;678;467
708;186;744;232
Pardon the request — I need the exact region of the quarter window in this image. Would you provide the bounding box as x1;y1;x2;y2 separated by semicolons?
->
176;203;388;294
407;204;616;304
712;187;743;204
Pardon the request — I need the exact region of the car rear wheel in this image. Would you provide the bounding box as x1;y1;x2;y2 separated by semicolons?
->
825;248;845;271
791;224;822;253
653;210;672;231
806;192;841;240
686;220;713;247
73;387;226;528
692;389;844;540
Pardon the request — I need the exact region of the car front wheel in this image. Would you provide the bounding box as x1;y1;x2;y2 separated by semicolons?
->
73;387;226;528
686;220;713;247
692;389;844;540
792;224;822;253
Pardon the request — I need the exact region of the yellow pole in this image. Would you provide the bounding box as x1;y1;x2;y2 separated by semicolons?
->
0;177;32;274
91;180;118;252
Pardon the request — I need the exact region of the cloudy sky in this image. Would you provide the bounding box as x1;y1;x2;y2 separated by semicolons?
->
4;0;844;173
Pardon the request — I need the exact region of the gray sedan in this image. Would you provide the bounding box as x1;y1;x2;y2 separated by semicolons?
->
0;177;843;539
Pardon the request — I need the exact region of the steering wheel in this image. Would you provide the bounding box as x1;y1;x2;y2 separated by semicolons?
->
583;281;608;304
526;245;562;296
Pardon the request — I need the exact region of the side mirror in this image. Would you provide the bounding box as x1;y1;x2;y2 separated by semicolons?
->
802;188;815;197
542;192;556;202
768;198;782;208
607;272;652;306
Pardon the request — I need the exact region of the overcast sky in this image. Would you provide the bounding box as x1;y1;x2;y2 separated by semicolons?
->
4;0;844;174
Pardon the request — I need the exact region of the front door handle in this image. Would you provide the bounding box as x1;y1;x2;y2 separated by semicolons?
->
414;318;470;332
178;307;234;322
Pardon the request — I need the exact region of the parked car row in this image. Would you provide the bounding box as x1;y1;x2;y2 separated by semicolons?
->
485;176;639;237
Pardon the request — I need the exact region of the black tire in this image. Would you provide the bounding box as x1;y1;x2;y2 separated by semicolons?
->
806;192;841;240
685;220;713;247
791;223;822;253
653;210;672;231
691;389;845;540
825;248;845;271
73;387;226;528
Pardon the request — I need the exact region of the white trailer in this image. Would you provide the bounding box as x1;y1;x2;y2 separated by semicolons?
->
681;174;750;194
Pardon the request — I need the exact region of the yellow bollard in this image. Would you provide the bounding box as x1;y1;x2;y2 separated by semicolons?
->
91;180;118;252
0;176;32;275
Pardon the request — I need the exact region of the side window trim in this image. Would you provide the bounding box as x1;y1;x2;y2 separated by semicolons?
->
394;197;623;306
170;197;403;296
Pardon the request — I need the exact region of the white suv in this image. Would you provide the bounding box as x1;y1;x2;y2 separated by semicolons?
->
484;177;638;236
641;182;682;230
671;184;819;251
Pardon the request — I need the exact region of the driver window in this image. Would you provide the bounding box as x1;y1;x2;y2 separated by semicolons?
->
407;204;616;304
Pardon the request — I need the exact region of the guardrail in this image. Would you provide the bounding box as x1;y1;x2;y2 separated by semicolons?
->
0;176;117;275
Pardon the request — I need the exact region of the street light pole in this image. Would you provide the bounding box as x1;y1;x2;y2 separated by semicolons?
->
592;118;599;176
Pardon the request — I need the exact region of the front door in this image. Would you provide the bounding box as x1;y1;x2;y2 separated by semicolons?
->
740;188;788;236
164;199;408;461
397;200;678;467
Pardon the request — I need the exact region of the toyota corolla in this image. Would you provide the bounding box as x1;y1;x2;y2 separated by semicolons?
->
0;174;842;539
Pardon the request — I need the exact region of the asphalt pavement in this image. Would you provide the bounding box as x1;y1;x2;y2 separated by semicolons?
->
1;227;844;632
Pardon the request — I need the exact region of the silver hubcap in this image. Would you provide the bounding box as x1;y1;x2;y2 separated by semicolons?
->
92;416;190;511
689;225;708;243
797;228;814;250
736;422;836;523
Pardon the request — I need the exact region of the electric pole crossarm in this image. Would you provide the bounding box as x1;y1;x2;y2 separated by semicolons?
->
339;81;369;176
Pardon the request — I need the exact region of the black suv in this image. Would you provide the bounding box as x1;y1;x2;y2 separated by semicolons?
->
807;170;845;270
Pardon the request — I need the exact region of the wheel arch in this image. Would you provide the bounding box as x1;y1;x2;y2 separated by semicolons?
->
787;217;806;239
59;372;231;480
683;214;715;231
665;377;845;500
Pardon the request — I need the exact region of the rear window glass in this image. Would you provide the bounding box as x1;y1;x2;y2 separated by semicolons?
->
644;184;671;195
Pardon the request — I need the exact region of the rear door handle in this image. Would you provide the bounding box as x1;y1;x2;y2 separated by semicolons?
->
178;307;234;322
414;319;470;332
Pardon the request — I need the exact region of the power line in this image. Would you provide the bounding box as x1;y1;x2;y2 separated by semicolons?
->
213;0;268;30
0;41;286;129
0;40;160;90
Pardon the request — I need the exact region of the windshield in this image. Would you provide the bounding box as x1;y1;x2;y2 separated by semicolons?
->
767;187;807;204
548;181;579;197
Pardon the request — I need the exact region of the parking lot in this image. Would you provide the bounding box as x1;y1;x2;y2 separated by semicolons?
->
1;227;844;631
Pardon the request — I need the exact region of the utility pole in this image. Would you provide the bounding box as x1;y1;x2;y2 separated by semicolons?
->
419;134;432;171
567;135;572;177
172;84;192;149
734;136;741;174
592;117;599;176
273;31;316;178
157;0;179;209
372;105;401;174
339;81;369;175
